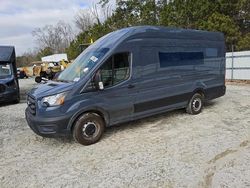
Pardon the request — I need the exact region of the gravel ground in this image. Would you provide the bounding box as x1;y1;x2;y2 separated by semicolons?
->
0;78;250;188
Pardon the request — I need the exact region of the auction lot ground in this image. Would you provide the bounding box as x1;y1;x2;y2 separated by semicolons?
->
0;79;250;188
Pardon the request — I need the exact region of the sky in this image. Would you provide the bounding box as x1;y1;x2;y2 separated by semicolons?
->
0;0;113;56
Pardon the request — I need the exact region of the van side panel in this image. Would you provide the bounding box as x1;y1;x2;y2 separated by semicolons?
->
130;36;225;118
155;39;225;100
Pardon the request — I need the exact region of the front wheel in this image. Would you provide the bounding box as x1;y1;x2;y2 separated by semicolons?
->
186;93;204;115
73;113;105;145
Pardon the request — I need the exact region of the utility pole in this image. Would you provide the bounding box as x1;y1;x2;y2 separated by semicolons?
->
231;44;234;80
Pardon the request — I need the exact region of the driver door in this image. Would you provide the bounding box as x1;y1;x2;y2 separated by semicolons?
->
95;52;136;125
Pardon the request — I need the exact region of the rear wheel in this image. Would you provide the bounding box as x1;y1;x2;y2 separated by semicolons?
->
186;93;204;115
73;113;105;145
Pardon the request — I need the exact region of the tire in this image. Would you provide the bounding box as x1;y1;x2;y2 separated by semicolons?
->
186;93;204;115
73;113;105;145
13;93;20;104
35;76;41;83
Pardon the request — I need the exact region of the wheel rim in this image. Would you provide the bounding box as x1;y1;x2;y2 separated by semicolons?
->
192;98;202;112
82;122;98;138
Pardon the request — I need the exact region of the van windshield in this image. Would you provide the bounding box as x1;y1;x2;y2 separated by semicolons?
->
0;63;12;78
57;48;109;82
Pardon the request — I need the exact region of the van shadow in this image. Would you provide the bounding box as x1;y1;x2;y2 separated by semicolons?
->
204;100;218;109
0;102;15;107
37;100;219;145
0;91;27;107
19;91;28;103
102;100;219;140
0;82;32;107
43;109;187;145
102;109;185;140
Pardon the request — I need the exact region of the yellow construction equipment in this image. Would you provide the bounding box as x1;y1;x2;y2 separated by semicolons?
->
59;59;72;69
33;61;62;82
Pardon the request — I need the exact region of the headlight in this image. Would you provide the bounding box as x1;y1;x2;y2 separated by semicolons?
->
41;92;67;107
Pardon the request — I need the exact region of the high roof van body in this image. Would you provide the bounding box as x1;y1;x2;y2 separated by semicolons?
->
26;26;226;145
0;46;20;103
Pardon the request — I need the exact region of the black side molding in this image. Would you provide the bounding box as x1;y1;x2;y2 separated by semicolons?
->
134;92;192;113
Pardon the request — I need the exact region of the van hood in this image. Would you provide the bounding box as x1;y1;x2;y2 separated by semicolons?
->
28;81;75;99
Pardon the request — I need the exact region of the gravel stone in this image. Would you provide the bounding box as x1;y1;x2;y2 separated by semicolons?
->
0;78;249;187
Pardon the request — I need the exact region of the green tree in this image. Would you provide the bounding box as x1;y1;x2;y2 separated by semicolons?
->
160;0;215;28
66;0;249;59
199;12;240;50
65;33;88;60
109;0;159;28
237;33;250;50
16;51;38;67
236;0;250;34
36;47;53;60
212;0;250;34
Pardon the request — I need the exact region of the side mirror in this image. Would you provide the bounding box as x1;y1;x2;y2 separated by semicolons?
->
94;71;104;90
98;81;104;90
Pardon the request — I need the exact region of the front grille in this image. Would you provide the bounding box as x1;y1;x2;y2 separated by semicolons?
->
0;84;6;93
27;95;36;115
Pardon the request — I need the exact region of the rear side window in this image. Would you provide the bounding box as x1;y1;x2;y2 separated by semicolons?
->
159;51;204;67
205;48;218;57
100;52;130;87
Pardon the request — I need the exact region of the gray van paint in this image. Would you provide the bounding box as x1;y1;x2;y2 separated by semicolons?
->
25;26;226;137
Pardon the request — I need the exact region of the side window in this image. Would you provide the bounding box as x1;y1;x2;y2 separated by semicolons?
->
99;52;130;87
159;51;204;67
113;53;130;84
205;48;218;58
100;57;113;87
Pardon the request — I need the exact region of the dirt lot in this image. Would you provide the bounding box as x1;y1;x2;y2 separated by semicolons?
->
0;79;250;188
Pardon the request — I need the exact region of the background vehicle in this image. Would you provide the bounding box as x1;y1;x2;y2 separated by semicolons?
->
60;59;72;69
34;54;70;83
26;26;226;145
34;62;61;83
17;68;29;79
0;46;20;103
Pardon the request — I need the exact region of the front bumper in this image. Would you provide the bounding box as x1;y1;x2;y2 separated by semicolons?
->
25;109;71;137
0;90;19;103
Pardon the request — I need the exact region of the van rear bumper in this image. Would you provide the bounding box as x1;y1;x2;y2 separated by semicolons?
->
205;85;226;100
25;109;71;137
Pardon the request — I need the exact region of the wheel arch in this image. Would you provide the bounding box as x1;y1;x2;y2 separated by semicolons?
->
67;108;109;132
192;88;205;98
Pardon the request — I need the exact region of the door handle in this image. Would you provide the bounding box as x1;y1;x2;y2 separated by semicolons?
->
128;84;135;89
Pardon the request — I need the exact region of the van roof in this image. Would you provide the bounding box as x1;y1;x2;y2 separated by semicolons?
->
120;26;224;42
0;46;15;63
